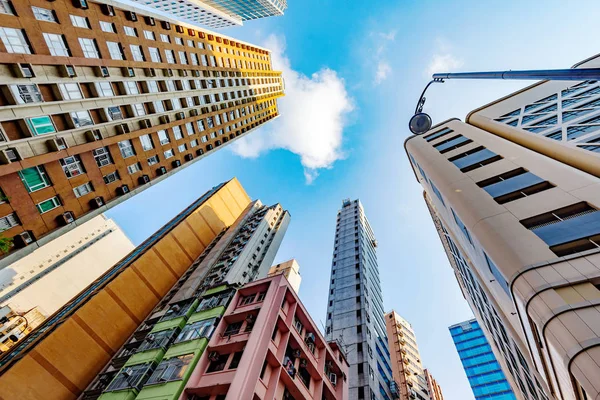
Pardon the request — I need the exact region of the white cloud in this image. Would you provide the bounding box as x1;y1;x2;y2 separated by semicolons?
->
379;30;397;41
375;61;392;84
426;53;464;77
230;35;353;184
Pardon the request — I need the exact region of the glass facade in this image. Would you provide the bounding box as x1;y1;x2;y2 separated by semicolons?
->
450;319;516;400
325;199;393;400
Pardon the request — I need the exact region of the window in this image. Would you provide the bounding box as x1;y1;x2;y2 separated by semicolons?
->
190;139;198;148
0;213;19;231
293;317;303;334
70;14;90;29
206;354;228;373
93;147;112;167
59;83;83;100
70;110;93;127
106;106;122;121
450;147;502;173
158;130;170;145
143;30;155;41
163;149;174;159
452;209;473;245
240;294;255;306
43;33;70;56
147;354;193;384
424;127;453;142
160;34;170;43
105;363;153;392
149;47;161;63
10;84;42;104
73;182;93;198
95;81;114;97
33;7;57;23
484;253;510;296
201;135;208;143
125;82;140;95
26;116;55;136
0;27;31;54
165;49;175;64
173;126;183;140
106;41;124;60
228;352;243;369
0;1;14;15
118;140;135;159
185;122;195;135
37;196;61;214
177;144;186;153
139;135;154;151
124;26;137;37
477;168;552;204
178;51;188;64
147;155;159;166
130;44;145;61
127;162;142;174
60;155;85;178
176;319;217;343
132;103;145;116
147;81;159;93
103;170;120;184
100;21;116;33
78;38;100;58
19;166;51;192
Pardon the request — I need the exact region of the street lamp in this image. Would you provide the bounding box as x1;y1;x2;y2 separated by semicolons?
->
408;68;600;135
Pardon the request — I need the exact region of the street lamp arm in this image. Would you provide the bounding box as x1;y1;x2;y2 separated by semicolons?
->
414;78;445;115
432;68;600;82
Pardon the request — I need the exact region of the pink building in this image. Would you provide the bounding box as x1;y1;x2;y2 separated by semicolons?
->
184;274;349;400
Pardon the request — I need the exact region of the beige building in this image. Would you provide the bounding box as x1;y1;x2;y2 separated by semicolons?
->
268;258;301;293
405;55;600;400
385;310;437;400
424;369;443;400
0;304;45;353
0;215;134;316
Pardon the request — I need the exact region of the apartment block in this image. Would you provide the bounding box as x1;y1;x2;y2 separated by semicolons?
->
423;370;443;400
450;319;516;400
0;304;45;353
268;258;301;293
0;214;134;315
405;91;600;398
0;0;283;267
325;199;395;400
385;310;438;400
0;178;270;400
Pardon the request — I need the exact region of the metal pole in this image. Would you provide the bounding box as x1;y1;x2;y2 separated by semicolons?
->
432;68;600;82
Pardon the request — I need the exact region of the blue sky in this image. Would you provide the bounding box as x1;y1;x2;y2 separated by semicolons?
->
107;1;600;398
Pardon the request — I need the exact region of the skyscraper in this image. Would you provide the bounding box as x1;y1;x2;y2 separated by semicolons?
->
268;258;302;293
404;56;600;400
0;178;290;400
385;310;437;400
0;0;283;267
325;199;394;400
450;319;516;400
423;369;444;400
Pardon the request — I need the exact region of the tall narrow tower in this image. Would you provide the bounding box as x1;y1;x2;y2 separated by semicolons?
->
325;199;394;400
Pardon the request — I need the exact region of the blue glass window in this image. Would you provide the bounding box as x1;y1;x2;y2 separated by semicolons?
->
531;209;600;247
424;127;452;142
481;171;544;199
434;135;471;152
452;209;472;245
429;180;445;206
485;253;510;296
452;148;499;171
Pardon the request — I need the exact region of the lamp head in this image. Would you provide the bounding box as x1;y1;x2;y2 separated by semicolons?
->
409;113;432;135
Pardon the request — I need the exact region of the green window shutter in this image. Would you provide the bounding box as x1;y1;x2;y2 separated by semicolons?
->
36;198;58;213
18;167;50;192
27;116;56;136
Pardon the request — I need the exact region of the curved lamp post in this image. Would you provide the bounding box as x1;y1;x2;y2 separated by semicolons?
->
408;68;600;135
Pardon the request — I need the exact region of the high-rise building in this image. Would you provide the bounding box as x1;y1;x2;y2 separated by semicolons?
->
268;258;301;293
404;56;600;400
0;178;290;400
423;369;443;400
325;199;395;400
449;319;516;400
384;311;432;400
89;273;348;400
129;0;288;29
0;304;45;353
0;0;283;268
0;215;134;317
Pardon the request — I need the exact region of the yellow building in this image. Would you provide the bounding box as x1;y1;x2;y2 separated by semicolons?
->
0;178;253;400
405;54;600;400
268;258;301;293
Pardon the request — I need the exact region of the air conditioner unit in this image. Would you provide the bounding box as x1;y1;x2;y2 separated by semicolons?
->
159;115;170;125
305;332;315;343
161;21;171;30
175;25;184;34
90;196;104;209
145;16;155;26
208;351;220;362
47;137;68;152
11;63;35;78
72;0;89;9
117;185;129;195
175;112;185;120
329;372;337;386
164;68;173;77
123;67;135;78
172;160;181;168
0;148;21;164
139;119;152;129
184;154;193;162
196;149;204;156
126;11;137;21
58;211;75;225
116;124;130;135
58;64;77;78
144;68;156;77
138;175;150;184
157;166;167;175
95;66;110;77
101;4;115;16
85;129;103;142
14;231;34;248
